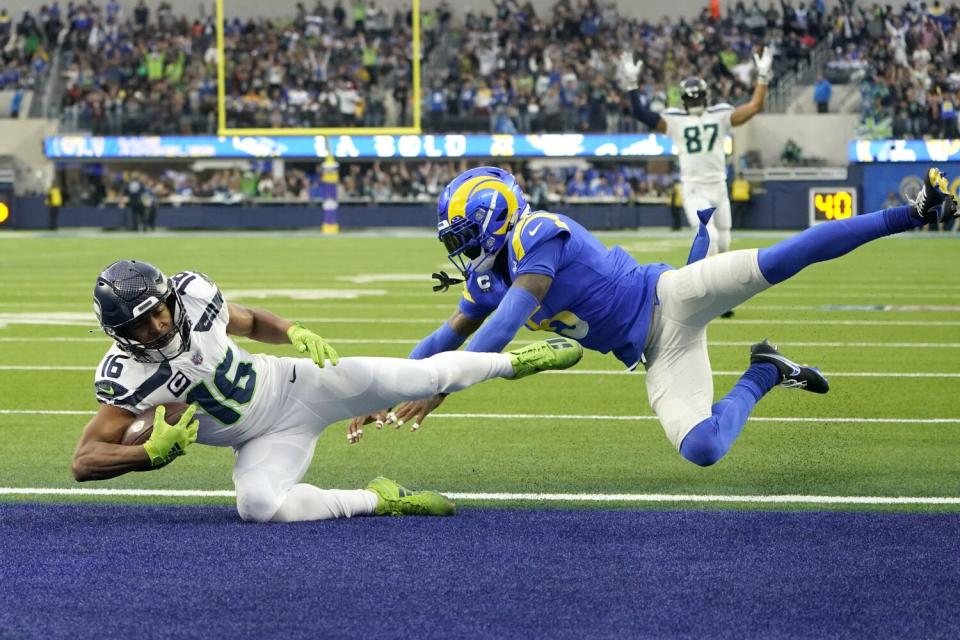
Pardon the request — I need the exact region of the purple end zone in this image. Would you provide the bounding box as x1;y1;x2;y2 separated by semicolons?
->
1;504;958;639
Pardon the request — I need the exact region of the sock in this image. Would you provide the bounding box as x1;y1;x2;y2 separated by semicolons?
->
758;206;921;284
426;351;514;392
271;485;379;522
679;363;779;466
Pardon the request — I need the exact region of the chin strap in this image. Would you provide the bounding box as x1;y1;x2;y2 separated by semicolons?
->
431;271;464;293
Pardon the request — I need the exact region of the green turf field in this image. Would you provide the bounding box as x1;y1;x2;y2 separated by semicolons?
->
1;229;958;512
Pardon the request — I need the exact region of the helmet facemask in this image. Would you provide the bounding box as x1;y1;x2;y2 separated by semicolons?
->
95;264;192;364
107;289;191;363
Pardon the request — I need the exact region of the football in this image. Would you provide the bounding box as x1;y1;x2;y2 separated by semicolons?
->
120;402;191;447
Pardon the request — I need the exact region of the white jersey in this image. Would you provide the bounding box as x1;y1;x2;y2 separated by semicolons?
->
662;103;733;185
93;271;291;447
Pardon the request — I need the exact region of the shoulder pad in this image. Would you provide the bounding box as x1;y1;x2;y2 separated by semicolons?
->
662;108;687;116
171;271;219;300
510;212;571;263
171;271;225;332
707;103;734;112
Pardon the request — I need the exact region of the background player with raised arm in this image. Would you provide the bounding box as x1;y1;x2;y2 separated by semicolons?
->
617;47;773;262
72;260;582;522
349;166;956;469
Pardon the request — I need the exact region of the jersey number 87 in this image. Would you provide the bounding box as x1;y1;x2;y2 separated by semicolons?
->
683;124;719;153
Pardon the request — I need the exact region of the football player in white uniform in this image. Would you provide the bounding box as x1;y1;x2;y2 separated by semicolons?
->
71;260;582;523
618;48;773;260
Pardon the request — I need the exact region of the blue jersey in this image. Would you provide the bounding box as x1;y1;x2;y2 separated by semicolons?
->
459;211;672;367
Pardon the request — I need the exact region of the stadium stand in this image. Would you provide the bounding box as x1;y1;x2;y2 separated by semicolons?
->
38;0;832;134
796;1;960;139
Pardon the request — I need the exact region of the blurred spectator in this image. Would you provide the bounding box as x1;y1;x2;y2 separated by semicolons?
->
52;0;835;134
881;190;902;209
46;178;63;230
780;138;803;165
120;172;149;231
67;160;672;208
814;73;831;113
730;172;751;228
669;179;682;231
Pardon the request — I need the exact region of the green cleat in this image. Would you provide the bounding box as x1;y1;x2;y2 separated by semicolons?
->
365;477;456;517
506;337;583;379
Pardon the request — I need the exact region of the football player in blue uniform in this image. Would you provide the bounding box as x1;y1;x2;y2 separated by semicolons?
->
348;166;956;467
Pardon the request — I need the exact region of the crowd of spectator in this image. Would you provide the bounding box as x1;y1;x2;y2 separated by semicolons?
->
44;0;832;135
52;0;418;134
814;1;960;139
63;160;675;207
0;7;55;95
6;0;960;140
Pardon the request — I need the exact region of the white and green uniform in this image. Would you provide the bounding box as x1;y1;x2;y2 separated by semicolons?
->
662;104;734;254
93;271;513;522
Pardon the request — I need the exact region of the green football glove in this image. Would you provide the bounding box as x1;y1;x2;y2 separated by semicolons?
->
143;404;200;468
287;322;340;368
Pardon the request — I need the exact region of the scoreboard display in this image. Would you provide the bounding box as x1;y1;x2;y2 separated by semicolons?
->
808;187;857;226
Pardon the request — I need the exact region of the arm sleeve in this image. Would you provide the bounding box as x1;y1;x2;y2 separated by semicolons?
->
409;322;467;359
627;89;663;130
465;286;540;354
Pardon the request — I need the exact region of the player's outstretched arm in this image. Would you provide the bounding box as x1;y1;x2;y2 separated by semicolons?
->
348;309;485;443
71;404;152;481
466;274;552;354
227;302;339;367
409;309;485;359
617;51;667;133
381;275;552;436
731;47;772;126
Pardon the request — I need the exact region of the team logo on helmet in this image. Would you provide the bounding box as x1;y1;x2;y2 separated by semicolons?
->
437;167;529;276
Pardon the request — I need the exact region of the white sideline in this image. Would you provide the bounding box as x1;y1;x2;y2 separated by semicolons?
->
3;316;960;328
2;409;959;424
5;336;960;348
2;365;958;379
0;486;958;505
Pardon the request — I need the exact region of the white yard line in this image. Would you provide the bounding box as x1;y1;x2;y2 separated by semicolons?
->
2;365;958;378
3;337;960;349
2;409;959;424
3;315;960;328
0;486;958;506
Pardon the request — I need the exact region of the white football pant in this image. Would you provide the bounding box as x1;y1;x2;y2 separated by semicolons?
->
643;249;771;449
681;181;732;255
227;352;513;522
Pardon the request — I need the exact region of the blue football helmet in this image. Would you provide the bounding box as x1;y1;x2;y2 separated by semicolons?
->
93;259;191;363
437;166;528;276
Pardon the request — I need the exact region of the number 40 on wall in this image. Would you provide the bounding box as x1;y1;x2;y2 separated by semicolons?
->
809;187;858;226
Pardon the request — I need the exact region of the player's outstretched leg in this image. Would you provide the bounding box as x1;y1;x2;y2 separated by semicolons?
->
293;338;584;428
366;477;455;516
758;168;956;285
678;341;827;467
